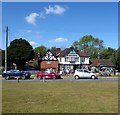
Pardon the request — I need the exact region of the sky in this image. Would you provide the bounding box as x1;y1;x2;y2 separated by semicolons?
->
1;2;118;50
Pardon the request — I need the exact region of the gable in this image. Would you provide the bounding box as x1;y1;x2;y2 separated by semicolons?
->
65;47;79;57
58;47;89;57
42;50;58;61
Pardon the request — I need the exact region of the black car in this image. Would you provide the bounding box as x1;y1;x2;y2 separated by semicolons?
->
2;69;31;80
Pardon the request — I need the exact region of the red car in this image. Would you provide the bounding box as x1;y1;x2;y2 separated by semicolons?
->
36;71;61;79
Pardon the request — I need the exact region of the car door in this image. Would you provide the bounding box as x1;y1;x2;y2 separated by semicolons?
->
9;70;16;76
44;71;51;78
83;70;90;78
77;69;84;78
15;70;21;76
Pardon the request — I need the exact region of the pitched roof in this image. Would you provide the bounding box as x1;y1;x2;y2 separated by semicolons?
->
58;48;70;57
90;59;114;67
77;51;89;57
58;47;89;57
41;49;58;61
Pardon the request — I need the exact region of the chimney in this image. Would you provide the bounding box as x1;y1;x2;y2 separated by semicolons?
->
75;47;79;52
37;50;40;58
56;48;61;54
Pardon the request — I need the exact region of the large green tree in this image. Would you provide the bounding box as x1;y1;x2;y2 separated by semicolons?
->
50;46;56;53
100;47;115;61
116;47;120;71
73;35;104;59
8;38;35;70
0;49;5;67
34;45;47;57
34;45;47;71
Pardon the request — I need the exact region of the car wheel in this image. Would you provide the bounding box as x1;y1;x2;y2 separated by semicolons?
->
38;76;42;80
5;75;10;80
75;75;79;79
22;75;26;80
91;75;95;79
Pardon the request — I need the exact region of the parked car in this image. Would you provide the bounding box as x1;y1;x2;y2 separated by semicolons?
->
36;71;61;79
74;69;98;79
2;69;31;80
99;70;111;76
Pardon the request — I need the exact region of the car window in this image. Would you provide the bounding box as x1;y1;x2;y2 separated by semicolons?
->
10;70;14;72
45;71;49;74
78;70;83;72
76;69;83;72
84;70;89;73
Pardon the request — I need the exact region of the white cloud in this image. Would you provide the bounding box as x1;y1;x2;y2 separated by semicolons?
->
25;5;67;25
29;41;37;45
26;30;32;33
49;37;68;43
44;5;66;15
25;13;39;25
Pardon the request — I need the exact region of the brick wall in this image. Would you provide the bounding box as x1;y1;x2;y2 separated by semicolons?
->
40;61;58;69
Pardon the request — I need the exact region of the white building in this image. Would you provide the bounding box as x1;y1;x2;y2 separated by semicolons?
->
57;47;90;71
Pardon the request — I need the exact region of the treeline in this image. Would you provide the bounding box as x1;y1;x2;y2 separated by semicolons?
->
1;35;120;71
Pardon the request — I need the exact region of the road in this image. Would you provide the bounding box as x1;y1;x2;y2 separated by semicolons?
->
1;77;119;82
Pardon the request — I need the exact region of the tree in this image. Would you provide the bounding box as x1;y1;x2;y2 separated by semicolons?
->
34;45;47;57
8;38;35;70
34;45;47;71
72;35;104;59
0;49;5;67
50;46;56;53
116;47;120;72
101;47;115;60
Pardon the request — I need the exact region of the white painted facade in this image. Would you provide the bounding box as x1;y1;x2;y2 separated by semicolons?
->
58;47;90;71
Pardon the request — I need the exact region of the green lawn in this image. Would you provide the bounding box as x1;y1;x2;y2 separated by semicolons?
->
2;82;118;113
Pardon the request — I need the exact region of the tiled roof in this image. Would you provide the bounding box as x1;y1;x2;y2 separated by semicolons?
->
58;47;90;57
77;51;89;57
58;48;70;57
90;59;114;67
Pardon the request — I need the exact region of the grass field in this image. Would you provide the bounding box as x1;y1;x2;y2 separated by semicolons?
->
2;82;118;113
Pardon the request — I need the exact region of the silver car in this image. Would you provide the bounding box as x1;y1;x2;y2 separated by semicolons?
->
74;69;98;79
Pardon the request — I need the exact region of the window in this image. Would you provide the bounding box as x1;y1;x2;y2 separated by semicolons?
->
81;57;85;62
47;60;51;64
75;57;79;62
65;57;79;62
84;70;89;73
60;58;62;62
77;69;83;72
65;57;69;62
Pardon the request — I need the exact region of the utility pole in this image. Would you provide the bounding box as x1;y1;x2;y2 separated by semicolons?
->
5;26;8;72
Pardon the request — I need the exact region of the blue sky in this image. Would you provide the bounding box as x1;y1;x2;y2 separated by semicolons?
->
2;2;118;50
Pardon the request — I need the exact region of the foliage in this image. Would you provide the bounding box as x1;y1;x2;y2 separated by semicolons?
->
0;49;5;66
73;35;104;59
34;45;47;57
7;38;35;70
101;47;115;60
30;59;38;68
50;46;56;53
116;47;120;71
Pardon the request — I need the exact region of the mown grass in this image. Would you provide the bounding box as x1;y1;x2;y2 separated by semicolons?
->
2;82;118;113
0;82;2;114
